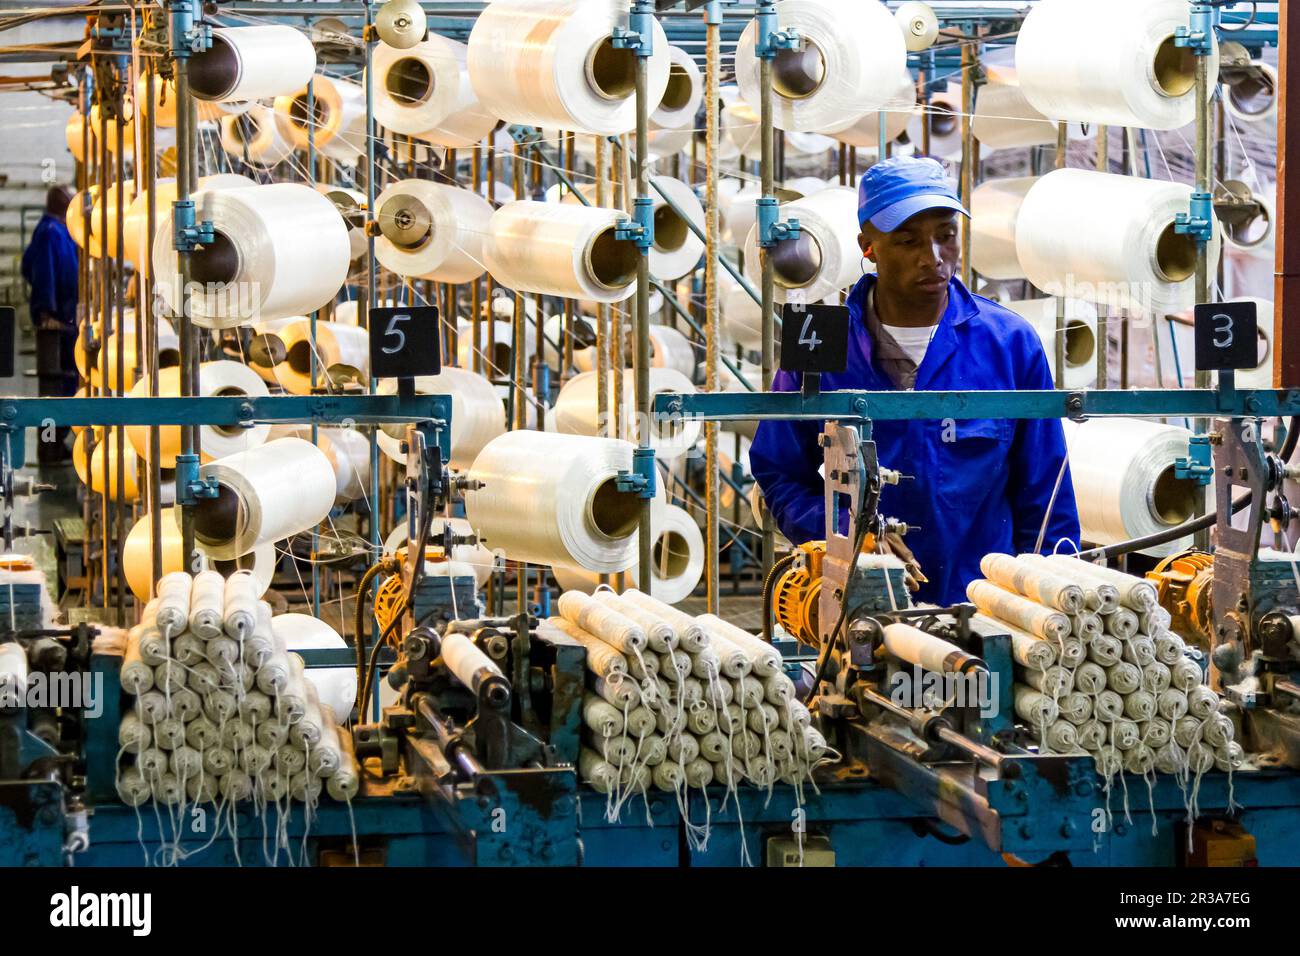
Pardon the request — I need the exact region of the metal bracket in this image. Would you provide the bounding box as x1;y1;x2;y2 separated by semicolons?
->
171;199;214;252
615;446;658;499
1174;3;1217;57
1175;434;1215;485
611;0;655;57
1175;191;1215;244
754;0;801;58
174;453;218;506
614;196;655;251
166;1;210;58
757;196;801;248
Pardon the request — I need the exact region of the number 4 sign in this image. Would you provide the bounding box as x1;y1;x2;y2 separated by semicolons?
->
779;303;849;375
369;304;442;379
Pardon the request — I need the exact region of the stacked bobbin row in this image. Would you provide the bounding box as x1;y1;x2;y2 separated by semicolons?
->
541;589;828;832
114;570;359;809
966;554;1244;784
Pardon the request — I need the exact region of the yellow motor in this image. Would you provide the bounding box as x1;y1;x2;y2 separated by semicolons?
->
771;542;826;648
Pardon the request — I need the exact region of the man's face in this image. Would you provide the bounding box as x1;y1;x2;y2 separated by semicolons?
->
858;208;961;301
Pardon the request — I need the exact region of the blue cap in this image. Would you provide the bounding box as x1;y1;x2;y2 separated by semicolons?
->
857;156;969;231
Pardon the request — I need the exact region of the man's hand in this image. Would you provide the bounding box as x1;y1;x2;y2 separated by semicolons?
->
37;314;63;332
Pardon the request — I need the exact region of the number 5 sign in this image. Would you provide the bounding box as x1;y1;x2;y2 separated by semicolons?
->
369;304;442;379
1193;300;1258;373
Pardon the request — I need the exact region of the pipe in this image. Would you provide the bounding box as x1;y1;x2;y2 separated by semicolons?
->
758;1;775;583
634;3;653;594
144;60;162;594
704;0;721;615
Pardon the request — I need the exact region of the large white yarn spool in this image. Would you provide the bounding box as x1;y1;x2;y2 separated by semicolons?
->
648;324;697;379
274;75;368;163
652;45;702;131
972;78;1089;152
1227;297;1273;389
1015;170;1222;316
553;503;704;604
272;613;356;720
188;437;337;560
971;176;1036;281
721;271;763;351
456;317;535;372
247;316;300;383
1224;59;1277;124
124;508;210;601
742;185;860;305
464;431;639;572
87;437;138;500
122;174;254;273
218;105;296;166
1016;0;1218;130
376;367;506;470
372;35;499;147
553;368;701;462
467;0;670;136
1006;299;1098;389
722;95;761;158
86;182;136;260
907;83;963;159
647;176;705;281
320;188;370;275
268;424;373;502
1218;180;1274;252
76;317;177;391
373;179;492;282
274;319;370;394
826;66;916;149
720;182;760;247
1061;418;1200;557
125;361;270;467
153;183;351;329
734;0;906;134
189;25;317;103
484;201;639;303
384;516;498;588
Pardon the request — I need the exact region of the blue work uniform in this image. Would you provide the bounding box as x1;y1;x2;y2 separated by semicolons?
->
749;273;1080;606
21;212;79;333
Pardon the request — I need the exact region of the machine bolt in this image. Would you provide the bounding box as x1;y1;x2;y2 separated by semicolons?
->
498;844;514;861
1019;822;1034;839
555;796;574;816
1060;820;1076;837
0;405;15;421
1074;781;1092;797
852;398;868;413
1223;466;1234;477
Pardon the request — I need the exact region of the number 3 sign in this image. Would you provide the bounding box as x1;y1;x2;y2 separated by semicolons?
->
1193;300;1258;373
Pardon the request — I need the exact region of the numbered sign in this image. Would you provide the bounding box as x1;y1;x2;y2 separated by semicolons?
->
779;303;849;375
369;305;441;379
1193;300;1258;372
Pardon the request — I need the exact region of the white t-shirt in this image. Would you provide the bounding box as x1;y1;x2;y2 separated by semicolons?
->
884;322;938;367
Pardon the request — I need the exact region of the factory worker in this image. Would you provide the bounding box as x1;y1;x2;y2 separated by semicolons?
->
21;185;80;463
750;156;1079;605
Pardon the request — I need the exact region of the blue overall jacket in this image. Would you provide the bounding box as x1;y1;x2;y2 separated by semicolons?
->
749;274;1080;606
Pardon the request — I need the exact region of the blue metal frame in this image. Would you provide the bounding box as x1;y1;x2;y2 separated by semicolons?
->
654;387;1300;424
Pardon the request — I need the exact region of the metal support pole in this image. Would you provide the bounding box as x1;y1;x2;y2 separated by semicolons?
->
1096;124;1108;391
1053;121;1067;390
959;37;975;287
1276;0;1300;389
169;0;200;571
144;61;162;595
633;2;653;594
704;0;721;615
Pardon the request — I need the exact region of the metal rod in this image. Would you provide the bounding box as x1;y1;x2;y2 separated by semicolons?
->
634;10;652;594
704;0;721;615
1095;124;1108;391
1053;120;1067;390
758;12;775;582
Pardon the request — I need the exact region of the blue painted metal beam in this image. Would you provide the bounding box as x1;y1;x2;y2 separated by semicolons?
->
655;387;1300;423
0;394;450;429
